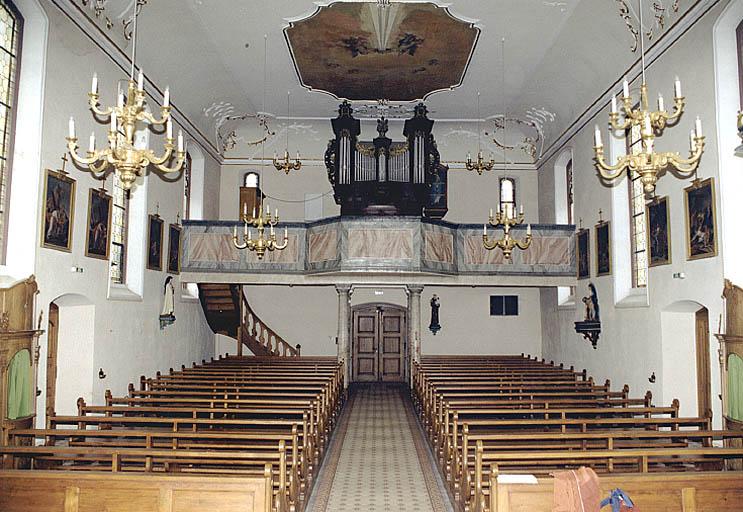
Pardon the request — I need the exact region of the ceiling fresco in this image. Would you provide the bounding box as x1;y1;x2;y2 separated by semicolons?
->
284;1;480;102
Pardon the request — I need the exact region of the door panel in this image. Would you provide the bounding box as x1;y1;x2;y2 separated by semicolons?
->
380;308;405;382
353;310;378;382
351;304;406;383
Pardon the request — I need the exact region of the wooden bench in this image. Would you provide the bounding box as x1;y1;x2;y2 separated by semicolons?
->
0;470;275;512
486;471;743;512
0;445;294;512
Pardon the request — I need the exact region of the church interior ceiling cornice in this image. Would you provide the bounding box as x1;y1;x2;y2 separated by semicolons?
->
68;0;696;160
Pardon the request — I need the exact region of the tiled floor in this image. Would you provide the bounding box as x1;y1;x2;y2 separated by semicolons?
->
310;384;450;512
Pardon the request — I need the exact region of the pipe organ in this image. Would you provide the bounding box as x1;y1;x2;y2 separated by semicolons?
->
325;102;447;218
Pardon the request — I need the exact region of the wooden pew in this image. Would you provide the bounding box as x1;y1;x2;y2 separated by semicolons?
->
0;445;293;512
0;470;275;512
487;471;743;512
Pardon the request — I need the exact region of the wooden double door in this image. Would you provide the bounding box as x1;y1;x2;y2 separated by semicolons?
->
352;304;407;383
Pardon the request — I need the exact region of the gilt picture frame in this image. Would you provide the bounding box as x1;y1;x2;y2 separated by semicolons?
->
41;169;76;252
84;188;112;260
147;214;164;271
684;177;717;261
167;223;181;275
576;228;590;280
595;221;611;277
646;196;671;267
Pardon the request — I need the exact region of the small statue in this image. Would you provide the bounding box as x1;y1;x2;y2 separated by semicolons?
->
581;282;600;322
429;294;441;335
582;296;596;321
159;276;176;330
376;116;389;138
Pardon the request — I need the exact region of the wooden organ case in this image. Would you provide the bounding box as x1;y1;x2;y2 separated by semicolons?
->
325;102;448;218
0;277;42;445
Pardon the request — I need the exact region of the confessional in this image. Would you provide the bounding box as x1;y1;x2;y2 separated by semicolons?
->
0;276;42;445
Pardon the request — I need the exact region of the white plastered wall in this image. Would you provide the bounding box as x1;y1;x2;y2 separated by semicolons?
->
2;2;220;425
538;2;728;426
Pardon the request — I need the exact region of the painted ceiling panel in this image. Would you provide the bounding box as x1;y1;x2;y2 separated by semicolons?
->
284;2;479;101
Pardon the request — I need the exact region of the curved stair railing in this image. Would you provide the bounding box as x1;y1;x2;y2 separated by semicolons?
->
240;293;301;357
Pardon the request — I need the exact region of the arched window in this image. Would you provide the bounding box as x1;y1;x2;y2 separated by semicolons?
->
182;152;192;220
240;171;261;220
0;0;23;263
499;177;516;218
243;172;259;188
627;124;647;288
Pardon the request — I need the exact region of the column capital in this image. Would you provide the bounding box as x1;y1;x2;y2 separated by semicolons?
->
335;284;353;295
406;284;425;295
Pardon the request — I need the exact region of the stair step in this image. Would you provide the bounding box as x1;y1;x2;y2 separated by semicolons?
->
205;297;235;304
206;305;236;312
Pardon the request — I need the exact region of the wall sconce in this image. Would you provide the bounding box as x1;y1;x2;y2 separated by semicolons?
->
98;368;107;379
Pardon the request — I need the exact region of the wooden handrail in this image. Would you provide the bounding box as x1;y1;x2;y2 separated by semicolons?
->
240;292;301;357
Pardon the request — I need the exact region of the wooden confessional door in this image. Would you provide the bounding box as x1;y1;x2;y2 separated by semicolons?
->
45;303;59;419
351;304;406;383
696;307;712;419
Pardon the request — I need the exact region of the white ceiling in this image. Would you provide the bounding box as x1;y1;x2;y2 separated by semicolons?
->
96;0;694;152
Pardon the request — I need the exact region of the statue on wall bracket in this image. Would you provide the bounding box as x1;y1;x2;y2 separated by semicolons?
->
159;276;176;330
574;282;601;349
429;294;441;335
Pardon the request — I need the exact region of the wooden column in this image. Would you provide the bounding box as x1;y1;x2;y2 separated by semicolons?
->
406;285;424;387
336;285;352;387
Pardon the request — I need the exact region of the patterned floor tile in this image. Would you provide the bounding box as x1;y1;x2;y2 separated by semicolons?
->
309;384;449;512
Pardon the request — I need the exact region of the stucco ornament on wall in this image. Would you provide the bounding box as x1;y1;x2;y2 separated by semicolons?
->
615;0;681;52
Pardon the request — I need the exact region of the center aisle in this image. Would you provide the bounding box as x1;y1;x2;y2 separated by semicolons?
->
307;385;452;512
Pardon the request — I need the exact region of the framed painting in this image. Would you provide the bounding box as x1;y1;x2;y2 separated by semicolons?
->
167;223;181;275
84;188;112;260
685;178;717;261
147;214;164;271
576;228;590;280
646;196;671;267
41;169;76;252
595;221;611;277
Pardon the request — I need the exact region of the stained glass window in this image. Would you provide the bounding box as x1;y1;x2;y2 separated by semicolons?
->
110;176;129;284
182;152;192;220
0;1;22;264
566;158;574;225
627;124;647;288
499;177;516;218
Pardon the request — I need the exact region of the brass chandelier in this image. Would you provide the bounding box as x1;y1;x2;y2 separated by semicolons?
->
273;91;302;174
232;203;289;260
66;5;184;191
593;0;704;195
466;92;495;174
483;206;532;261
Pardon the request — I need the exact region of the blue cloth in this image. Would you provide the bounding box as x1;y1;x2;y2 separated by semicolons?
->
601;489;635;511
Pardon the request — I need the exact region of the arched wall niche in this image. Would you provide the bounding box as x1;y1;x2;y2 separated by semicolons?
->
553;147;573;305
3;0;47;278
49;293;95;417
186;141;206;220
713;0;743;284
660;299;711;419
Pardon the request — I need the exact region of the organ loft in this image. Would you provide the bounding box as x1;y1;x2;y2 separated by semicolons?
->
1;0;743;511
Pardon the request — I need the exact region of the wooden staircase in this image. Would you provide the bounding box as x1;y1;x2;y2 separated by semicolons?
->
198;284;300;357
